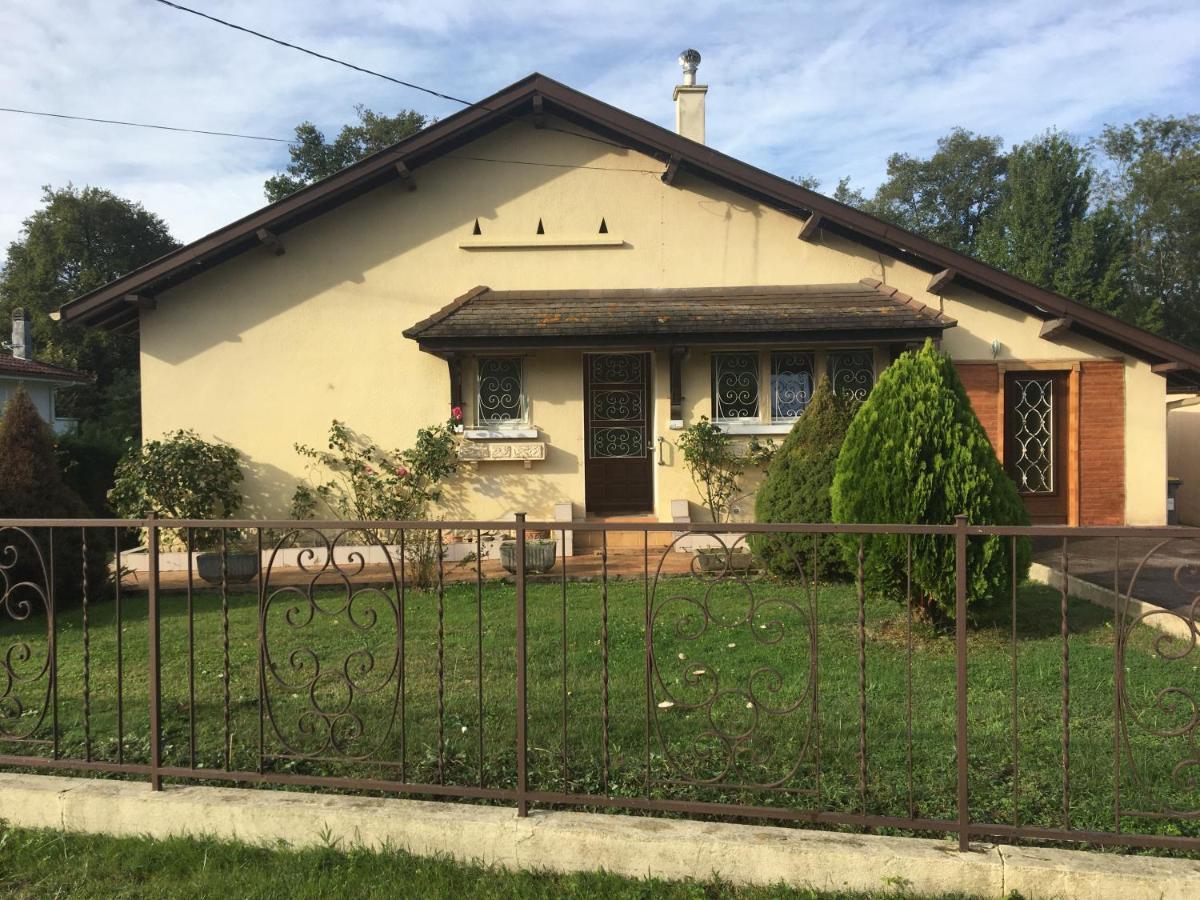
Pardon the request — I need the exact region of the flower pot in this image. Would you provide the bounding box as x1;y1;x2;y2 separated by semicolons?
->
499;539;557;574
695;547;755;574
196;551;260;585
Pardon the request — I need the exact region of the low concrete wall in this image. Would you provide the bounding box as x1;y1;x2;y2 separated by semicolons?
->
1;773;1197;898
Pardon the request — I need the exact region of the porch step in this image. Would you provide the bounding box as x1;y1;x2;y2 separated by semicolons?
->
573;517;675;550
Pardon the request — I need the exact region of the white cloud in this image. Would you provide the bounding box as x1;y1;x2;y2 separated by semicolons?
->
0;0;1196;260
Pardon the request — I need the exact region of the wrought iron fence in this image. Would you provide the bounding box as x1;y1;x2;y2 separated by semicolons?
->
1;514;1199;853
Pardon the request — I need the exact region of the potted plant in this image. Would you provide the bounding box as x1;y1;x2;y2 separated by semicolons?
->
108;429;246;580
195;530;260;585
499;537;558;574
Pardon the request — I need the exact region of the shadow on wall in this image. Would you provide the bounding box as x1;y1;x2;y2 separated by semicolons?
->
144;123;639;368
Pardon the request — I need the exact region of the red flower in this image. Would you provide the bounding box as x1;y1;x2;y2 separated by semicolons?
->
395;466;409;478
451;406;463;421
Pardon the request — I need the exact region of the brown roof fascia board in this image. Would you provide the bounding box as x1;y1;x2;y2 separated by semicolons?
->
413;327;948;354
57;78;544;327
56;73;1200;375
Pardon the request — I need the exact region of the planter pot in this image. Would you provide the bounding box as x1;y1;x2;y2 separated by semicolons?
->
499;540;557;575
196;551;260;585
695;547;755;574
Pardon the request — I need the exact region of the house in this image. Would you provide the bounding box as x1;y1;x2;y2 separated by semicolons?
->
1;308;83;435
54;56;1200;529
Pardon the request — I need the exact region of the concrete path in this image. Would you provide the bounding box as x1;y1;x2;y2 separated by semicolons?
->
122;548;698;592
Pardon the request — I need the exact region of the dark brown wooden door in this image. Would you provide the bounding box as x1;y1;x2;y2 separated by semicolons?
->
1004;371;1069;524
585;353;653;515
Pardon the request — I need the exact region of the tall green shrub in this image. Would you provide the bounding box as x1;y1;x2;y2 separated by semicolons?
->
830;341;1029;618
750;377;855;579
0;388;108;607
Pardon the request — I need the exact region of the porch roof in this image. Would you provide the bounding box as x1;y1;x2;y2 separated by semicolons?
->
404;279;956;351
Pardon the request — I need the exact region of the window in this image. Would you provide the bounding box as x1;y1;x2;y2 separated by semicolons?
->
711;352;759;421
770;351;814;420
476;357;526;425
709;348;876;431
827;349;875;402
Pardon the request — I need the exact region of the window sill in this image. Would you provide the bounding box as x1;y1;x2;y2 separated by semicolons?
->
714;422;795;436
465;427;539;440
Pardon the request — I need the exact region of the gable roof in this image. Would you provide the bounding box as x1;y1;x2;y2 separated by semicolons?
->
404;280;956;351
54;72;1200;389
0;354;86;383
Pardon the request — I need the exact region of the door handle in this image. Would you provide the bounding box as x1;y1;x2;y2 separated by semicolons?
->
655;436;667;466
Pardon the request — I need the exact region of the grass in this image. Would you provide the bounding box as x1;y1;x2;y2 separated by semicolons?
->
0;821;977;900
2;541;1198;845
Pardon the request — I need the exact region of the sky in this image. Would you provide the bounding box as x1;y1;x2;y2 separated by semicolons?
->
1;0;1198;258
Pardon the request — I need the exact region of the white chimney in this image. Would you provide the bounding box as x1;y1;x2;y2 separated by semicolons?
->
11;308;32;360
673;49;707;144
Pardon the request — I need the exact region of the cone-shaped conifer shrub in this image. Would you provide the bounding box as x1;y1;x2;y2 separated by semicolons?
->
831;340;1029;619
0;388;108;607
750;377;856;579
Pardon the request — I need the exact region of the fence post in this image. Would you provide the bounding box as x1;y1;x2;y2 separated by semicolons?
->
954;513;969;850
147;512;162;791
514;512;528;817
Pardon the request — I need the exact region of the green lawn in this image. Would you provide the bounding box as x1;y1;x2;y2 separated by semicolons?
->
2;553;1197;844
0;822;976;900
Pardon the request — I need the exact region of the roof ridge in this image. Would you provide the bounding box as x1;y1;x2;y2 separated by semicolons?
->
52;72;1199;379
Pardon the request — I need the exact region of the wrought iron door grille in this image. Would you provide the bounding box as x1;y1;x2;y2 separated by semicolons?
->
1011;377;1054;494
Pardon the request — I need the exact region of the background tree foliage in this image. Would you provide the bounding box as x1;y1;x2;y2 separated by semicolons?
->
815;117;1199;347
264;106;429;202
0;185;179;439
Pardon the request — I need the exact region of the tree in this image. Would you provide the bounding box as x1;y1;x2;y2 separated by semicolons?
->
0;388;107;605
830;341;1029;620
264;106;429;202
865;128;1007;254
1097;116;1200;347
0;185;180;439
750;377;856;579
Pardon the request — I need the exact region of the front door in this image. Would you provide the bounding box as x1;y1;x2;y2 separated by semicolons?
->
1004;371;1070;524
585;353;653;515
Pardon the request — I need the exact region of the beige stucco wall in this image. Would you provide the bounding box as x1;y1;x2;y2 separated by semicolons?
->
1168;398;1200;525
139;116;1168;524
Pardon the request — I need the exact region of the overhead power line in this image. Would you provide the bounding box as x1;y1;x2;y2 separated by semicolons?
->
0;106;292;142
0;106;659;175
151;0;636;153
152;0;474;107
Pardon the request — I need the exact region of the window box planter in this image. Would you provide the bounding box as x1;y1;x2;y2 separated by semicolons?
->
499;539;558;574
196;551;260;585
695;547;756;574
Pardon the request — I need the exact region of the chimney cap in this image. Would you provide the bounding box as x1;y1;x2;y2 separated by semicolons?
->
678;49;701;76
12;307;28;321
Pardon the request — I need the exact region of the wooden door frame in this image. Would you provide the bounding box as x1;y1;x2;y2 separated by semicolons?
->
997;361;1080;525
582;351;655;516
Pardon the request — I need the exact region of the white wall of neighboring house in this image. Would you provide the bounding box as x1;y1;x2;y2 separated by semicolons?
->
0;377;77;435
1167;395;1200;525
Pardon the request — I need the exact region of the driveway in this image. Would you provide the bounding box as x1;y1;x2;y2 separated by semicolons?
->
1031;535;1200;612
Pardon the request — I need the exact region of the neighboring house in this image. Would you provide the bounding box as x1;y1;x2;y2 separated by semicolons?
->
55;58;1200;528
1;308;83;435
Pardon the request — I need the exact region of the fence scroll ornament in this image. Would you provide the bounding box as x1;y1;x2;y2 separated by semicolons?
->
1117;539;1200;820
0;527;52;743
261;528;403;762
649;533;817;790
